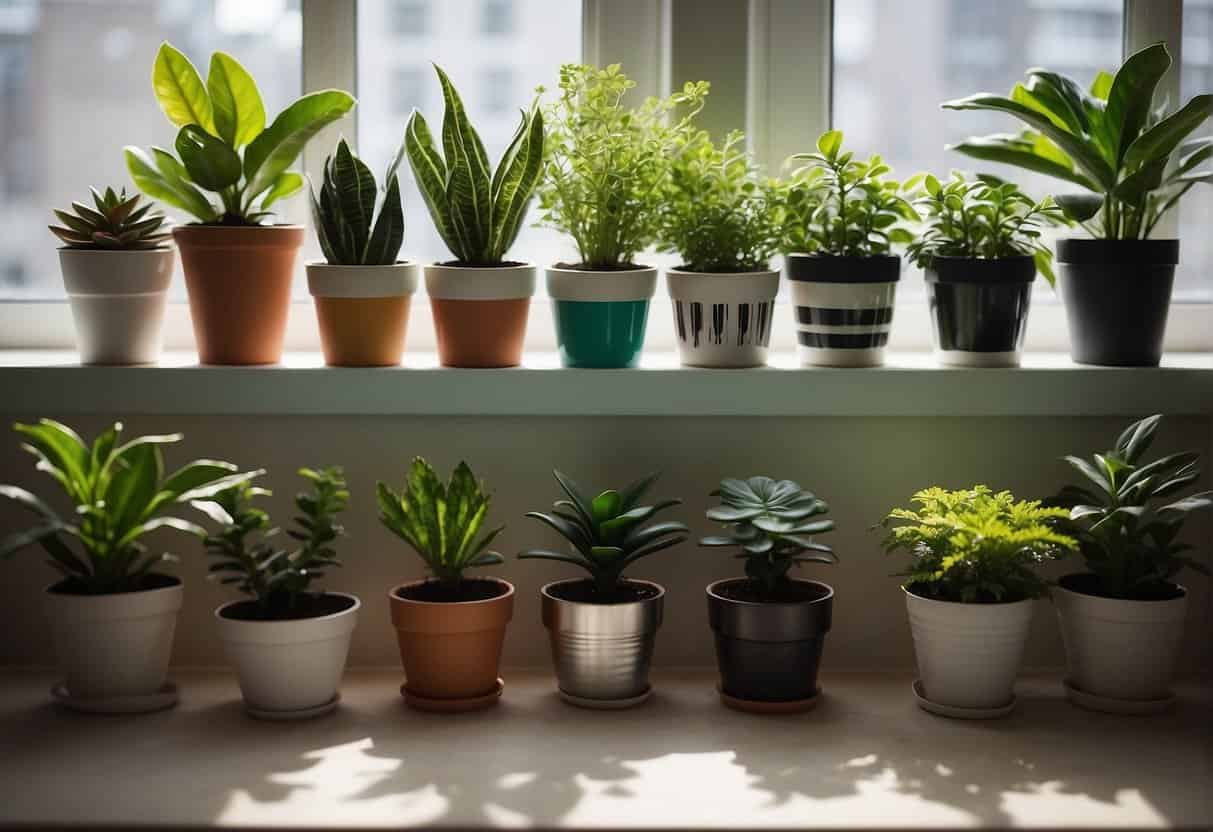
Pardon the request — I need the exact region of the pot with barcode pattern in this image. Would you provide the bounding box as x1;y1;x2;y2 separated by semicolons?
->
666;269;780;368
785;253;900;368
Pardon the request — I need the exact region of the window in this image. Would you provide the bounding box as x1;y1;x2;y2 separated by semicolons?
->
391;66;426;115
480;66;515;115
388;0;429;36
480;0;514;36
1180;0;1213;298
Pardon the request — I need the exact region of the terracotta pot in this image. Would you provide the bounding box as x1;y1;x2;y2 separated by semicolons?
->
307;261;419;366
425;263;535;367
59;248;174;365
174;224;304;365
389;578;514;706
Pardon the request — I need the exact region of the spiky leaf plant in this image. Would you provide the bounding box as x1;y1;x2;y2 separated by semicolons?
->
50;187;171;250
309;138;405;266
519;471;688;598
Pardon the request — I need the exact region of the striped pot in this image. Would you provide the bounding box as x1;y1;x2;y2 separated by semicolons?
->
666;269;779;368
786;253;900;367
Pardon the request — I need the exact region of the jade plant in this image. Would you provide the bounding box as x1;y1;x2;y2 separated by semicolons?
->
405;64;543;265
125;43;355;225
0;419;256;594
194;468;348;618
538;63;708;269
700;476;836;599
519;471;688;598
310;138;405;265
943;42;1212;239
881;486;1077;603
50;187;170;250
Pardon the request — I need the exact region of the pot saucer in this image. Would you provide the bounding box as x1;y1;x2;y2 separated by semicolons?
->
719;685;820;714
1063;679;1175;715
245;693;340;721
912;680;1016;719
559;686;652;710
51;681;178;715
402;678;503;713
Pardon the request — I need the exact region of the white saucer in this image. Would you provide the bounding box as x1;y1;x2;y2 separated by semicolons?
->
912;680;1016;719
1063;679;1175;714
245;693;340;721
559;686;651;710
51;681;178;715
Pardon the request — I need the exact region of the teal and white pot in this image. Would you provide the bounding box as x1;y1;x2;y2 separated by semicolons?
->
666;268;779;368
546;265;656;368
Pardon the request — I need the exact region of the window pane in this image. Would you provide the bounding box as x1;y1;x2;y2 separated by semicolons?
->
1181;0;1213;298
0;0;303;299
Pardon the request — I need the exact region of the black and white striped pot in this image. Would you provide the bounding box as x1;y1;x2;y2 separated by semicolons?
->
925;255;1035;368
666;269;779;368
785;254;899;367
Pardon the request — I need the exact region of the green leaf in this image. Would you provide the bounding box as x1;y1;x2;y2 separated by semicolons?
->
116;516;207;550
175;124;242;191
330;138;377;257
15;420;90;501
1089;70;1114;101
816;129;843;160
207;52;265;149
104;443;163;537
404;110;459;257
243;89;356;201
489;105;544;262
152;42;214;132
125;147;217;222
435;65;493;262
1105;42;1172;164
1056;193;1103;222
947;134;1097;191
259;172;304;211
591;490;623;524
363;174;404;265
1122;95;1213;173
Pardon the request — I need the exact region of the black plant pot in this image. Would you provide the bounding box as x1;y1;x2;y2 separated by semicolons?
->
1056;239;1178;367
706;578;833;711
926;255;1035;367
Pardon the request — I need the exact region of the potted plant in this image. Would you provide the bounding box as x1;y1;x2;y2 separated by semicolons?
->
125;43;355;365
658;130;785;368
944;42;1212;366
881;486;1076;718
906;173;1067;367
1051;414;1211;712
538;64;708;367
783;130;919;367
519;471;687;707
378;458;512;711
50;187;173;365
405;65;543;367
196;468;357;720
0;419;253;712
699;476;837;713
307;138;413;367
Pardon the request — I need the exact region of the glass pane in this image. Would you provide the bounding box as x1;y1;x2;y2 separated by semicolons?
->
1180;0;1213;298
0;0;303;299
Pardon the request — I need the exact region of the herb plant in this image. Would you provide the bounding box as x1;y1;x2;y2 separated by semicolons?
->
50;187;170;250
405;64;543;266
538;63;709;269
126;43;355;226
0;419;255;594
519;471;688;598
700;477;836;599
881;486;1076;604
310;138;404;266
943;42;1212;239
783;130;919;257
1052;415;1211;599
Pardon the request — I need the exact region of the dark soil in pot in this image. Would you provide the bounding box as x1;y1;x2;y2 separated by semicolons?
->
219;593;356;621
547;578;661;604
50;572;179;596
395;578;509;603
1058;572;1185;602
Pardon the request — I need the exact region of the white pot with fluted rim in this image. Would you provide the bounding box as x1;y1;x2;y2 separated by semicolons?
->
424;262;536;367
59;248;175;365
666;269;780;368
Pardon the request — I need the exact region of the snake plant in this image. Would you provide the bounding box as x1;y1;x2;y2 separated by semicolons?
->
309;138;405;265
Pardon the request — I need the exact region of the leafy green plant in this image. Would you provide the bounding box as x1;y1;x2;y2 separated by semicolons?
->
125;43;355;226
906;173;1068;284
657;130;786;272
881;486;1076;603
1052;415;1211;599
538;64;708;269
194;467;348;617
309;138;404;266
50;187;170;250
377;458;504;587
519;471;688;598
699;476;836;598
783;129;919;257
943;42;1212;239
0;419;256;594
405;64;543;266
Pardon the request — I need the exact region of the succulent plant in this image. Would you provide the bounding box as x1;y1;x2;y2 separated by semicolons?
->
49;187;171;250
309;138;405;266
700;476;837;597
519;471;688;597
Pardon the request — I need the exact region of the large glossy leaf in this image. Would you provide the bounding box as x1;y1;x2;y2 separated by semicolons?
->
259;172;304;210
243;90;356;200
103;443;163;537
207;52;265;148
1122;95;1213;173
176;124;242;192
14;420;89;501
948;133;1097;191
435;65;492;261
363;174;404;265
405;110;459;257
125;147;218;222
1055;193;1102;222
115;516;207;550
152;43;214;132
489;105;544;261
1104;43;1171;164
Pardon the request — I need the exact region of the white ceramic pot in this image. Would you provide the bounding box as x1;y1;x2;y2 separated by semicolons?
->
666;269;780;368
215;593;360;714
306;261;420;298
424;262;536;300
905;588;1034;709
44;577;183;699
785;253;900;367
1053;576;1187;701
59;248;174;365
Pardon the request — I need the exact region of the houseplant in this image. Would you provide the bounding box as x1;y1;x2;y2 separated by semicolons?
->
538;64;708;367
783;130;919;367
196;468;357;720
378;458;513;711
126;43;355;365
944;42;1212;366
881;486;1076;717
405;65;543;367
307;138;413;367
906;173;1067;367
0;419;254;712
519;471;687;707
659;130;785;368
1051;414;1211;711
699;476;837;712
51;187;173;365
